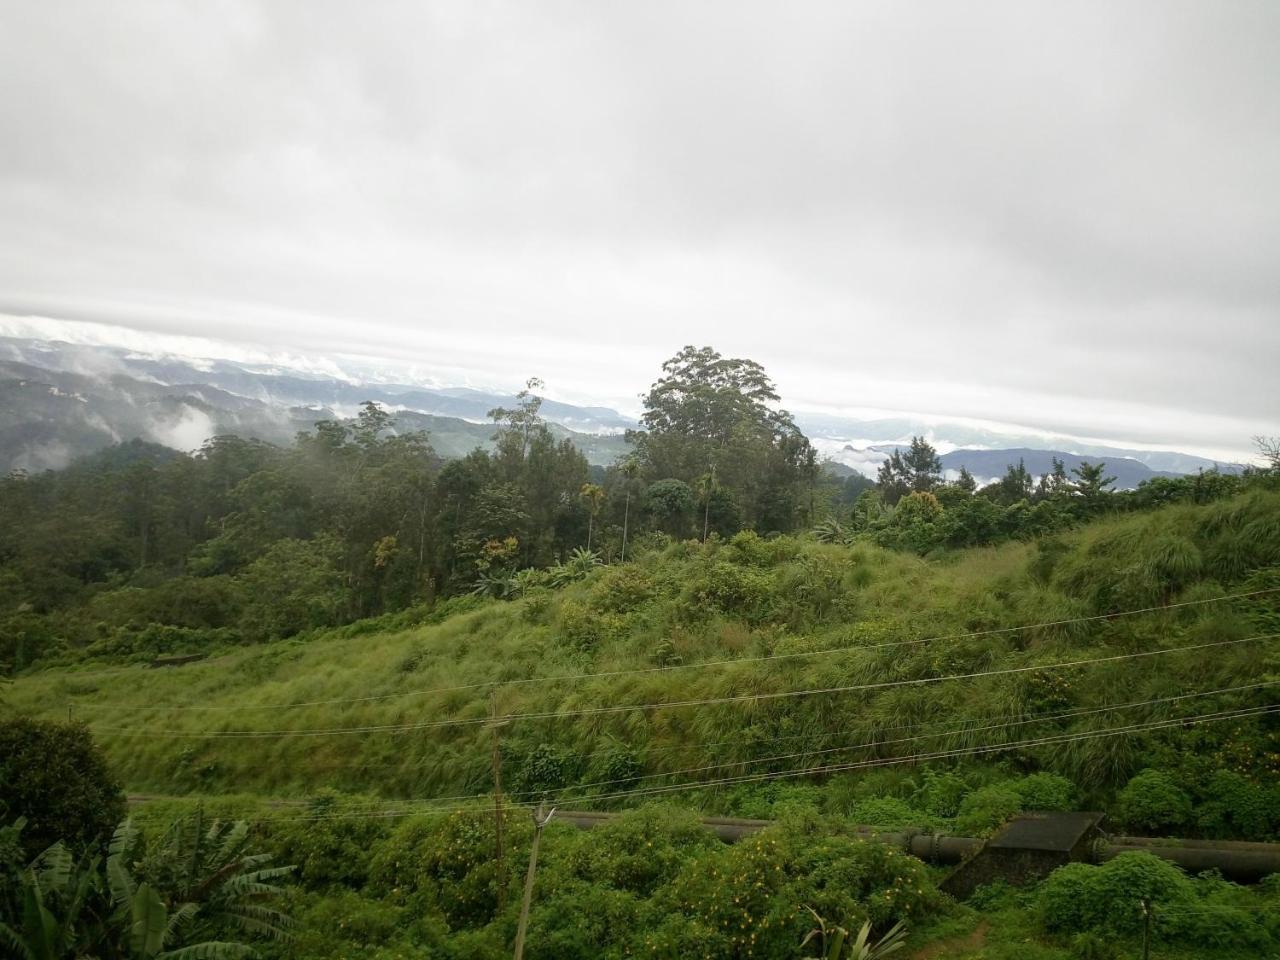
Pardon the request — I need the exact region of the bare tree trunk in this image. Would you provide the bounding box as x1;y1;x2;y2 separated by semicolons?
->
621;491;630;562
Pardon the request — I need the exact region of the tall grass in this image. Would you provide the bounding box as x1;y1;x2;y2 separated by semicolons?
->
9;490;1280;809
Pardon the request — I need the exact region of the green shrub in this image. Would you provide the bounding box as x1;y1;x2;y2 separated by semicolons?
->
369;809;530;929
1070;931;1120;960
265;791;393;890
1015;772;1075;811
1115;770;1193;833
525;880;644;960
653;819;940;958
847;796;930;830
513;743;583;796
1195;771;1280;840
955;782;1024;836
912;769;970;819
586;566;656;614
676;558;774;624
563;805;719;896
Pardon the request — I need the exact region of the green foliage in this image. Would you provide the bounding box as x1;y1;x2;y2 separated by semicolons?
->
0;812;292;959
1040;853;1194;935
1115;770;1194;834
955;783;1025;837
643;478;695;539
846;797;930;831
263;793;391;890
0;717;124;860
801;911;909;960
911;770;970;819
368;810;525;929
1037;851;1276;949
561;806;719;897
629;346;817;534
646;819;938;957
957;773;1075;839
1194;771;1280;840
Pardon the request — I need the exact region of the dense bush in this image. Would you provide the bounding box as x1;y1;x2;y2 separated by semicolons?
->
1115;770;1194;834
1040;852;1277;950
1040;853;1195;935
265;791;393;889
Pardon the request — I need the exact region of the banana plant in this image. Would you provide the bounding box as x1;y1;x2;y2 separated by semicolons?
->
0;841;99;960
108;813;294;954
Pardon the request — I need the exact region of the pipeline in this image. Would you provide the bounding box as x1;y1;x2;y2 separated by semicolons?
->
1099;836;1280;883
555;810;1280;882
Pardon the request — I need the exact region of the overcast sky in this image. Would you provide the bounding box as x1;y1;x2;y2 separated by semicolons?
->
1;1;1277;461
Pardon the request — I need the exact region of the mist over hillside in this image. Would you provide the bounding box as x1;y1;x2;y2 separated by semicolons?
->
0;333;1248;485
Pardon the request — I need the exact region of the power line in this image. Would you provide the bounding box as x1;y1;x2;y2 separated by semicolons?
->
82;632;1280;739
225;679;1280;817
129;680;1278;795
488;679;1280;797
550;703;1280;808
56;587;1280;713
134;703;1275;825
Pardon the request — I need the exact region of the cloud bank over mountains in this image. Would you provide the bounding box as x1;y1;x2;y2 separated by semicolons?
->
1;2;1277;463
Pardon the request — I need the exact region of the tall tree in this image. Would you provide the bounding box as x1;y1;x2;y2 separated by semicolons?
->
877;436;941;505
628;346;813;532
617;457;640;562
579;482;604;551
995;458;1034;505
1071;460;1116;509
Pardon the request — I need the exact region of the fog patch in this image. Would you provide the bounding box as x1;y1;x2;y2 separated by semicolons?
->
147;404;215;452
13;441;74;473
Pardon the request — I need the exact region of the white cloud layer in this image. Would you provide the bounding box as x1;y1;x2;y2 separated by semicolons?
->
1;1;1276;461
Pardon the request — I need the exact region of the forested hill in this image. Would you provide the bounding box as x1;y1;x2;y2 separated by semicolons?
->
1;345;1274;675
939;448;1183;488
0;357;630;473
4;348;1280;960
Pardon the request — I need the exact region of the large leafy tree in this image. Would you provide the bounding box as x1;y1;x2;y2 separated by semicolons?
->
628;346;814;533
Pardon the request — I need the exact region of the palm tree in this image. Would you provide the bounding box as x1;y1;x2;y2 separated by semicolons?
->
812;516;848;544
696;465;717;542
579;482;605;551
618;458;640;562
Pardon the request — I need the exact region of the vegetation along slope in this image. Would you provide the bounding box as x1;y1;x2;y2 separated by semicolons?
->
4;347;1280;959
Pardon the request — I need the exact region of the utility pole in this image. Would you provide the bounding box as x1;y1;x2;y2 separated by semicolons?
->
512;803;555;960
489;690;508;914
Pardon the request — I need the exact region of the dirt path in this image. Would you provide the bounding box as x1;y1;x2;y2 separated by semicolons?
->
910;920;990;959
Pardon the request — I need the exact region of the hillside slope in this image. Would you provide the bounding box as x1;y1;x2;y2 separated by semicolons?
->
12;490;1280;833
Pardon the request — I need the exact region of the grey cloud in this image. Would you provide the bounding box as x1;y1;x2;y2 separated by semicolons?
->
0;0;1276;459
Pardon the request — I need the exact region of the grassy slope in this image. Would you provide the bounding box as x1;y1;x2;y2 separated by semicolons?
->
10;491;1280;812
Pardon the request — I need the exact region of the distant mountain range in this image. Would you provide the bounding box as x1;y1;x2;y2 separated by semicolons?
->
0;334;1248;486
0;339;630;472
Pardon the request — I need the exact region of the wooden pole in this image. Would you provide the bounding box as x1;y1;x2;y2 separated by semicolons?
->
512;804;555;960
490;690;507;914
